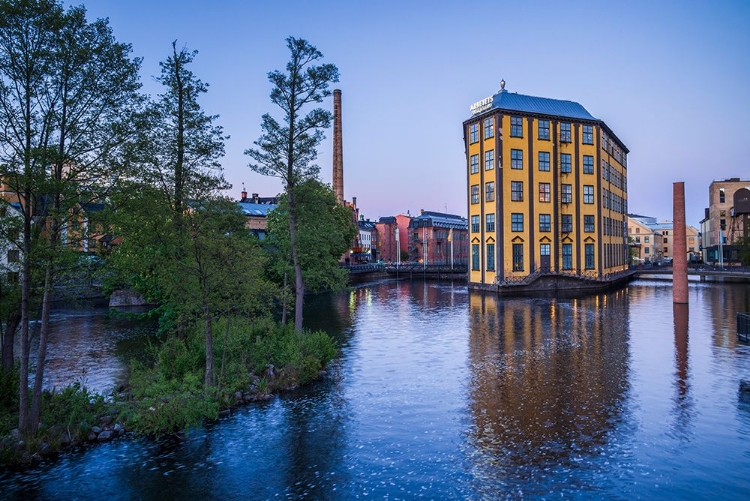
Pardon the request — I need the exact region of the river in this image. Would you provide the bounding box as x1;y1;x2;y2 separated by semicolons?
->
2;279;750;499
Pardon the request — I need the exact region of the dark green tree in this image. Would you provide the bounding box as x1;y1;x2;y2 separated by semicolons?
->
246;37;339;331
0;0;143;434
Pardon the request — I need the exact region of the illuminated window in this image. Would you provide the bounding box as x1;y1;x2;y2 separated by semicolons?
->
539;182;551;202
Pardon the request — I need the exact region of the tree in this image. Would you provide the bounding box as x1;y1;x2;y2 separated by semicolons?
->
246;37;339;331
0;0;143;434
267;179;356;316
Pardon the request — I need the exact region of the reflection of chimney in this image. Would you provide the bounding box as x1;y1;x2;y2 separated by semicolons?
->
333;89;344;203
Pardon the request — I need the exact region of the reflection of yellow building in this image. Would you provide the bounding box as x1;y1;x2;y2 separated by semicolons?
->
467;290;629;470
464;82;628;286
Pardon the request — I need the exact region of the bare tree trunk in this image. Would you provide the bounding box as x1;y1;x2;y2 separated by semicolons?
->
288;191;305;332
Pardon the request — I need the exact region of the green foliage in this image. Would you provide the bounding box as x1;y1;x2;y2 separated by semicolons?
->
0;366;19;435
122;316;337;437
41;383;106;437
267;179;357;293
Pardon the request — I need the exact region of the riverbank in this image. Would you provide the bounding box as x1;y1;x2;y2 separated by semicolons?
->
0;316;337;467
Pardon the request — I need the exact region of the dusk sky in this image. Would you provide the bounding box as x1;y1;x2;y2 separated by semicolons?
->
73;0;749;227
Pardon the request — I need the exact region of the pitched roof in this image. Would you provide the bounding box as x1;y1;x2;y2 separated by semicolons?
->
410;211;467;230
488;90;597;121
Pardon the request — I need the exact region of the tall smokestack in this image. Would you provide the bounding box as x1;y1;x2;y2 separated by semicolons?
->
332;89;344;203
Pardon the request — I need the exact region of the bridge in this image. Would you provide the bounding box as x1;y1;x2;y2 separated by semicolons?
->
634;265;750;283
343;263;468;280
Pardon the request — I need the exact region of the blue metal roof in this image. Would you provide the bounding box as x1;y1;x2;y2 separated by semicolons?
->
238;202;276;217
488;90;597;121
410;211;467;230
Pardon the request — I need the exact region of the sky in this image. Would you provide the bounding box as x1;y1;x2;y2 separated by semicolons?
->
70;0;750;228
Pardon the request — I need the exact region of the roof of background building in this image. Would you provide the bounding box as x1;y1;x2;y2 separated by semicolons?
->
237;202;276;217
358;220;376;231
410;211;467;230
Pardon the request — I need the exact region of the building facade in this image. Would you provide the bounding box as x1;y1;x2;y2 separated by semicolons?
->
701;178;750;264
463;82;629;286
408;210;468;265
376;214;411;264
628;215;699;264
627;215;663;263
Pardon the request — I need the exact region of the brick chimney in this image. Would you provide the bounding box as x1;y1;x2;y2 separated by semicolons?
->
332;89;344;203
241;183;247;201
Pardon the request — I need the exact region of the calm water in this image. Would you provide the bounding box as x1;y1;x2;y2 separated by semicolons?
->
2;279;750;500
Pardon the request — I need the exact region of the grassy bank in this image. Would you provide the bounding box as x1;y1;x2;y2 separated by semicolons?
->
0;317;337;465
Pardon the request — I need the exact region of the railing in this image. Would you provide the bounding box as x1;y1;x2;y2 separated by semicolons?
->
496;268;635;287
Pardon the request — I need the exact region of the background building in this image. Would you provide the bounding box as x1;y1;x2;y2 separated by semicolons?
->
628;214;699;264
408;210;468;265
463;82;628;286
701;178;750;264
376;214;411;264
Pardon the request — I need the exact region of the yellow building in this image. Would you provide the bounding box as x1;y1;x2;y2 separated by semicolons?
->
464;82;629;287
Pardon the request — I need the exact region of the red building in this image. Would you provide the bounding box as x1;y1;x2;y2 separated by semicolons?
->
376;214;411;264
408;210;469;265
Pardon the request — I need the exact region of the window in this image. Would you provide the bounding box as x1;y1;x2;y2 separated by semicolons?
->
584;215;594;232
486;243;495;271
511;213;524;232
471;215;479;233
539;182;551;202
470;123;478;143
512;244;524;271
6;272;19;284
645;236;650;243
561;153;572;173
561;184;572;204
471;185;479;204
663;247;668;254
719;188;725;203
583;185;594;204
538;151;550;172
472;244;480;270
7;250;19;262
562;214;573;233
720;219;726;231
510;116;523;137
635;236;641;243
486;213;495;232
485;150;494;171
541;243;550;256
511;149;523;169
562;243;573;270
538;120;550;140
539;214;551;232
485;181;495;202
585;244;595;269
511;181;524;201
484;118;494;139
560;122;571;143
645;247;650;254
583;155;594;174
582;125;593;144
470;154;478;174
664;237;669;243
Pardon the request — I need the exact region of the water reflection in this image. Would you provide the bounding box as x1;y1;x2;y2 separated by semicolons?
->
466;290;631;496
3;281;750;499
